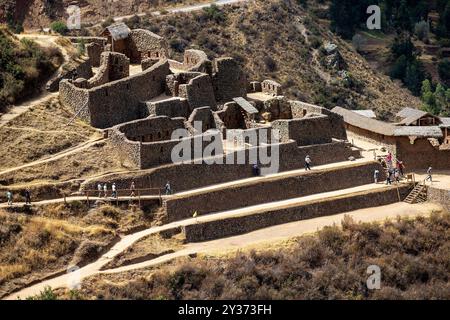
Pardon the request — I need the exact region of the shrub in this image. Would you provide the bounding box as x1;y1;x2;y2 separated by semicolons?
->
438;59;450;85
414;20;430;42
101;17;115;28
201;5;226;23
50;21;68;35
263;56;277;72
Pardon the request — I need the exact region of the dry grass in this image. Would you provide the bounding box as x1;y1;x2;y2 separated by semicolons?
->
0;208;116;297
103;233;184;270
68;211;450;300
0;201;162;297
0;98;98;170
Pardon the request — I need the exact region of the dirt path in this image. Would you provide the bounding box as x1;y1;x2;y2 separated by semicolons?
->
4;200;441;300
108;0;247;24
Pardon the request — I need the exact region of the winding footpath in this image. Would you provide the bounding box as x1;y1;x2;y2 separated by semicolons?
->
4;199;439;300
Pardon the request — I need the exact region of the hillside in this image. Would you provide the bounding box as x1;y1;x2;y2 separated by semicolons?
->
0;0;209;30
0;26;62;113
52;212;450;300
120;0;421;119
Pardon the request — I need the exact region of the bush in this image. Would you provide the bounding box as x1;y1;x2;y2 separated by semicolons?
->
263;56;277;72
438;59;450;85
101;17;115;28
50;21;68;35
414;20;430;42
201;5;226;23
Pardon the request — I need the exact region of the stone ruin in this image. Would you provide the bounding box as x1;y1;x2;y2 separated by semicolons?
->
58;24;355;169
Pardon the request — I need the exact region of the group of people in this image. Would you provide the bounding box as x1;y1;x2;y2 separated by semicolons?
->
97;182;118;198
95;181;173;198
374;152;433;185
4;188;31;206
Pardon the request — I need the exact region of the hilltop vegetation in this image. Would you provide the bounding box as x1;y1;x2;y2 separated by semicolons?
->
55;211;450;300
0;27;62;113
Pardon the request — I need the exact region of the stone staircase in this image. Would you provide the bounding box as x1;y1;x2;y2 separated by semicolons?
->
404;183;427;204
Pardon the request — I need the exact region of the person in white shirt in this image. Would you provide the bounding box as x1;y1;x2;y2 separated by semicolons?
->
103;183;108;198
112;183;117;198
305;155;312;171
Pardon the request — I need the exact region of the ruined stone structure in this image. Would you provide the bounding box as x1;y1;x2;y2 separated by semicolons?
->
261;79;283;96
60;60;171;128
109;116;223;168
86;52;130;88
86;42;103;67
59;27;357;171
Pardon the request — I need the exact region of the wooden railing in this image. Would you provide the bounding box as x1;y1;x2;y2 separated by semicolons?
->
78;188;164;207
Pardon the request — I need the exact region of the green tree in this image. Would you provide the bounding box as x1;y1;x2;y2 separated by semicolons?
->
435;84;448;113
421;80;438;114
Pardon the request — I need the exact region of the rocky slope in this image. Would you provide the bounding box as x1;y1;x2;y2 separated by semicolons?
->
138;0;421;119
0;0;202;29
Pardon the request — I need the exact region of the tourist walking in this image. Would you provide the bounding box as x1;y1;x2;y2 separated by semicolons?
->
397;160;405;176
6;190;13;206
103;183;108;198
386;152;393;168
112;183;117;198
394;169;400;183
97;183;102;197
425;166;433;182
374;169;379;184
305;155;312;171
252;164;260;176
165;181;172;195
24;188;31;205
130;181;136;197
386;169;392;185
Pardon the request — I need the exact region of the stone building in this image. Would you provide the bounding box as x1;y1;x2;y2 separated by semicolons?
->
332;106;450;170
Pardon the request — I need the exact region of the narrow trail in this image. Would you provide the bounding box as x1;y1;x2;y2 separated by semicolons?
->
4;200;440;300
107;0;247;24
0;137;105;176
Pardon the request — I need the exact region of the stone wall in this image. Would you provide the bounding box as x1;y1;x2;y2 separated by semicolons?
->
183;186;410;242
115;116;185;142
87;52;129;88
428;186;450;212
67;37;107;47
146;97;190;118
227;127;274;147
178;74;216;110
291;101;347;140
182;49;212;74
215;102;246;130
109;115;224;169
262;96;292;120
164;161;384;222
86;42;103;67
46;57;93;92
186;106;217;133
59;60;171;128
139;131;223;169
212;57;247;102
82;140;360;193
127;29;169;63
262;79;282;96
272;115;333;146
396;137;450;170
